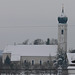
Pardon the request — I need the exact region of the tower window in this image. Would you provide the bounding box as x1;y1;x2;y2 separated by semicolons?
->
61;30;64;34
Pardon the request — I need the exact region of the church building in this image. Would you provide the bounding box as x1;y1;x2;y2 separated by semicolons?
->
2;6;68;65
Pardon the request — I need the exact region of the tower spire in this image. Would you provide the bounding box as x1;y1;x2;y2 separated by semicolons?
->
62;4;64;13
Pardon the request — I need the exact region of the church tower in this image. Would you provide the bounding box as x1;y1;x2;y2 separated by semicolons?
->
58;5;68;53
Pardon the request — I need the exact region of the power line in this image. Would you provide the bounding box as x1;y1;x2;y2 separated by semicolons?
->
0;26;57;28
0;25;74;28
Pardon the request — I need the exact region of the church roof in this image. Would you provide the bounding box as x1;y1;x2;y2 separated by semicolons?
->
3;45;57;61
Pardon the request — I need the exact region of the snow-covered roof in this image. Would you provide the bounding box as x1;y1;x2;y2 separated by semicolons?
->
68;66;75;69
3;45;57;61
67;53;75;65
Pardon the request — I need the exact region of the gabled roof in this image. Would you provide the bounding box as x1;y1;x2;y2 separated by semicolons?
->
3;45;57;61
67;53;75;65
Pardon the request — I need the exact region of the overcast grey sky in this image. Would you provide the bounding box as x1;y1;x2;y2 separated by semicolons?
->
0;0;75;50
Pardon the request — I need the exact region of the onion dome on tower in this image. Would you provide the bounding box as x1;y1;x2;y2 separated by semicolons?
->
58;5;68;24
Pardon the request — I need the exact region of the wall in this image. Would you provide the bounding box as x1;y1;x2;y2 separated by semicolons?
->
20;56;55;65
2;53;11;63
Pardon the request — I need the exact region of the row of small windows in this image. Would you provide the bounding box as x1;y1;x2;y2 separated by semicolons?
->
24;60;50;65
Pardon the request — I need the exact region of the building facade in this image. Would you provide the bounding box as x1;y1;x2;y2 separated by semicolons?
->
20;56;53;65
2;45;57;65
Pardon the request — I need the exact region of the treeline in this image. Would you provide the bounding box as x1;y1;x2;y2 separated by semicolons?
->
17;38;58;45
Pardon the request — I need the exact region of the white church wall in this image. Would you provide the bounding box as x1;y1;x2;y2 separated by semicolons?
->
20;56;50;65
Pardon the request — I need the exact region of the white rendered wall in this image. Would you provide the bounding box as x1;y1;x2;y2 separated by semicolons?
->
20;56;55;65
58;23;67;52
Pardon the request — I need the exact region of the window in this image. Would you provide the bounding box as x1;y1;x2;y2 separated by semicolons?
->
32;60;34;65
61;30;64;34
24;60;26;64
47;60;49;63
40;60;42;65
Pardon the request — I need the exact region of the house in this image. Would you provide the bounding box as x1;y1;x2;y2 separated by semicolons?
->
67;53;75;74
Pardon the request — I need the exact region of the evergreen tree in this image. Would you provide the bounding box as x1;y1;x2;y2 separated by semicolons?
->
34;39;44;45
24;61;31;69
4;55;11;65
46;38;50;45
56;51;68;69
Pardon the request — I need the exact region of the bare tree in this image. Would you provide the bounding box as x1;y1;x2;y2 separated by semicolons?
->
33;39;44;45
22;39;29;45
